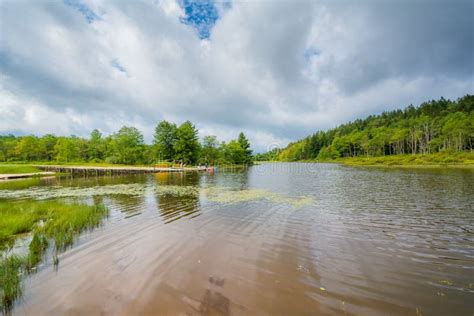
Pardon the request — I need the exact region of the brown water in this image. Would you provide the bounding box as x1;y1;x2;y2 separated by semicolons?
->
3;163;474;315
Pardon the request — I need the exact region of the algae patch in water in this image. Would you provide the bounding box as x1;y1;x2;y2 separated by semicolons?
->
0;184;145;200
203;187;313;208
155;185;199;196
0;184;199;200
0;184;307;206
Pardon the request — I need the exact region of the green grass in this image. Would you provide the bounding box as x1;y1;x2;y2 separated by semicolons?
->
0;200;108;312
0;178;41;191
327;151;474;167
0;165;41;174
0;256;23;312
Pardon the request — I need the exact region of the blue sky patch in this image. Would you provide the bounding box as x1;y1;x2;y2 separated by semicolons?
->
111;59;128;75
179;0;219;39
304;48;321;62
64;0;100;23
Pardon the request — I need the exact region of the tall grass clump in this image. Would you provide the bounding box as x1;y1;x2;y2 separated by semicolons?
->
0;255;23;313
0;200;108;312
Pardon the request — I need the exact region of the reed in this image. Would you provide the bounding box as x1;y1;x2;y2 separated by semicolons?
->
0;200;108;312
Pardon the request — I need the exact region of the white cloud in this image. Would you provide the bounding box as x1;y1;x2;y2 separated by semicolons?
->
0;0;472;151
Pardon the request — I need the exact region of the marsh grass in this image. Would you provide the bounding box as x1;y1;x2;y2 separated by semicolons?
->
0;255;23;313
0;200;108;313
324;152;474;167
0;178;41;191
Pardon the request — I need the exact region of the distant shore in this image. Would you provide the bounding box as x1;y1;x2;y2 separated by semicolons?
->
0;162;251;179
256;152;474;169
331;152;474;168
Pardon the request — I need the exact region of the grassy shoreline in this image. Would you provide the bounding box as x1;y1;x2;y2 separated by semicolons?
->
256;152;474;168
314;152;474;168
0;165;42;174
3;153;474;173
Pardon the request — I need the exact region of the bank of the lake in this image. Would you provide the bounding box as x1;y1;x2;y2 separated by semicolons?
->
0;162;250;180
0;165;42;174
0;165;57;180
306;151;474;168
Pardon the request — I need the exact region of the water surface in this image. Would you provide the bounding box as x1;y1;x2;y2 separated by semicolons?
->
3;163;473;315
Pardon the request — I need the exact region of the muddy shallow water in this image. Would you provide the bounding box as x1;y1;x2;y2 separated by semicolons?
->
3;163;474;315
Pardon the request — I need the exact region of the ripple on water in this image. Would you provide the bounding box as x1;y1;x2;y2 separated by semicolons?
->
6;164;474;315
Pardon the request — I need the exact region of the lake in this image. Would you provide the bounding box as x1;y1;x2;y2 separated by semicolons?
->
3;163;474;315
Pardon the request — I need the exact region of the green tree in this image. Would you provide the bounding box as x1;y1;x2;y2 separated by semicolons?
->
266;94;474;160
153;121;177;161
108;126;144;164
222;140;246;164
442;112;470;151
39;134;58;161
54;137;80;162
332;136;349;157
15;136;40;161
200;135;219;165
237;132;253;164
174;121;200;164
0;135;18;162
390;128;408;154
88;129;104;161
316;145;340;160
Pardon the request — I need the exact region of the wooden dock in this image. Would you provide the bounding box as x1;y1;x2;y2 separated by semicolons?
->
0;172;55;180
36;165;209;177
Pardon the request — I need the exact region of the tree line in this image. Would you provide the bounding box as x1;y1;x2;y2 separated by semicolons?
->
259;95;473;161
0;120;253;165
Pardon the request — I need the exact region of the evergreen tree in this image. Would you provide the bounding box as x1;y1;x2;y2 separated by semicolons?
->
274;95;474;161
238;132;253;164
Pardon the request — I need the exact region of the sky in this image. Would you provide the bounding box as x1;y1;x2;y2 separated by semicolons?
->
0;0;473;152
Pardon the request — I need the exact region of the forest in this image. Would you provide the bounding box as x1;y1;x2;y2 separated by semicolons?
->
0;120;253;166
257;95;474;162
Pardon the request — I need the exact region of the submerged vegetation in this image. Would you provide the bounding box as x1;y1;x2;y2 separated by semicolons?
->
204;187;313;208
0;200;108;313
0;183;193;200
258;95;474;164
0;183;312;208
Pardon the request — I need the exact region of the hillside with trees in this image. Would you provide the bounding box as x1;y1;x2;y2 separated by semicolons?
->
0;121;253;166
267;95;473;162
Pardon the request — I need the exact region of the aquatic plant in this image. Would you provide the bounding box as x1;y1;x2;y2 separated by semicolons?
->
0;184;146;200
0;200;108;312
0;255;23;313
0;183;201;201
203;187;313;208
155;185;199;196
